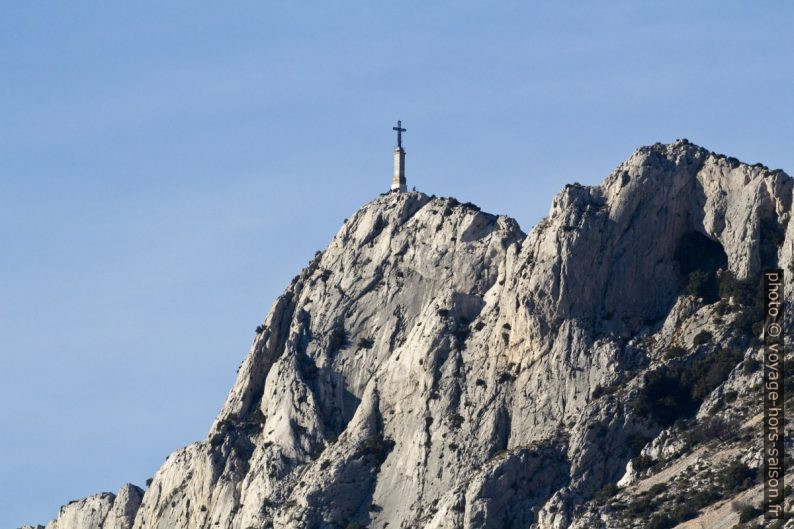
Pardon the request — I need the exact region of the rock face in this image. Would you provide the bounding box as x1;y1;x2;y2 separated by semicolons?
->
41;484;143;529
26;141;794;528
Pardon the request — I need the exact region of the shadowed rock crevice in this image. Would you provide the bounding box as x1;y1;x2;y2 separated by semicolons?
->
674;231;728;303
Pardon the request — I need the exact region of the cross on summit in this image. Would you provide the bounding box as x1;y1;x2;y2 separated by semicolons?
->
390;120;407;192
393;120;406;148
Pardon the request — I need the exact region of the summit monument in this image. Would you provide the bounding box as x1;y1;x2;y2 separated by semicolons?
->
390;120;407;192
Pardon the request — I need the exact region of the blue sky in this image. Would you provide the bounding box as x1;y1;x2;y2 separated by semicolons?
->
2;2;793;527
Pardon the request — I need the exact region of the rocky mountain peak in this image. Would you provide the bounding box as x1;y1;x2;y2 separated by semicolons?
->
27;142;794;529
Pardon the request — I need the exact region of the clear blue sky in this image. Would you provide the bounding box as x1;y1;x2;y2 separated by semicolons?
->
2;2;792;527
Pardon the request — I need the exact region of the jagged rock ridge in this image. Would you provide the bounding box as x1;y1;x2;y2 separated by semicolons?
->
28;141;794;529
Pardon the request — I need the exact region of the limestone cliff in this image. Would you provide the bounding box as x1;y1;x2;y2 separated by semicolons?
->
27;141;794;529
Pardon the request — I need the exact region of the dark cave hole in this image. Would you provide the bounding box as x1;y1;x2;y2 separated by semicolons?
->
633;347;744;428
759;217;786;269
674;231;728;303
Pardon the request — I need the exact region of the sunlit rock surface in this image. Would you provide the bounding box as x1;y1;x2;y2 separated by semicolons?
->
27;141;794;529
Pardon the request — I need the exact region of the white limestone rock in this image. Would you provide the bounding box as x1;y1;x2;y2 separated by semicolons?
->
29;141;794;529
103;485;144;529
42;484;142;529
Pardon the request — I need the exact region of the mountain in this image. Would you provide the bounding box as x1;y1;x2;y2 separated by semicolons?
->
26;141;794;529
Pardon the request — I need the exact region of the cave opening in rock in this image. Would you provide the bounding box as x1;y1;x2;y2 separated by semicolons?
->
759;217;786;269
674;231;728;304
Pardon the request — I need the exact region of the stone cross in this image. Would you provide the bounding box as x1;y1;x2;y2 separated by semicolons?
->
392;120;406;148
391;120;407;192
